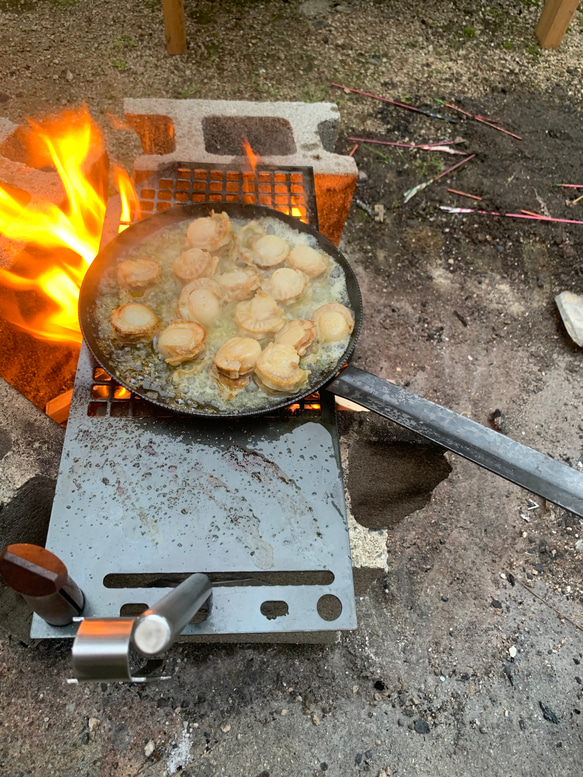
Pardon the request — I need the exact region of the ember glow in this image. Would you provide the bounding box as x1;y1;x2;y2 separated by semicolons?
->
0;106;137;344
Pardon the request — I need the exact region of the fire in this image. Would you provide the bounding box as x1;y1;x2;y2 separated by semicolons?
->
241;136;306;222
0;107;137;344
241;135;262;174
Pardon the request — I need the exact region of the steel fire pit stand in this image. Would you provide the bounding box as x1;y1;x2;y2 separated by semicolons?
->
32;344;357;640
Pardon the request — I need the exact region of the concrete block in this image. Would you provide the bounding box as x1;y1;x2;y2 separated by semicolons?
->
0;378;65;642
124;98;357;245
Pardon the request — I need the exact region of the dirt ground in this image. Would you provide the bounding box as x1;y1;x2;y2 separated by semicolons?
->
1;1;583;775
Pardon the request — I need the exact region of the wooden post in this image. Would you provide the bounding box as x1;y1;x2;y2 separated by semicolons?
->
535;0;580;48
162;0;187;55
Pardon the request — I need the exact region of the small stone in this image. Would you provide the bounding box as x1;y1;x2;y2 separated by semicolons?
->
441;595;449;602
491;599;503;609
575;540;583;552
220;722;231;733
509;646;517;658
397;719;404;727
355;753;363;765
519;719;527;731
144;740;155;757
311;713;321;726
237;733;242;740
281;709;288;716
479;726;487;734
358;170;369;182
555;291;583;347
88;718;100;732
375;740;381;745
539;701;559;724
352;685;359;694
66;71;74;82
414;719;430;735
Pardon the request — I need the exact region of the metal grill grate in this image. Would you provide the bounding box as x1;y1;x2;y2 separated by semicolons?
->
88;367;322;419
119;162;318;230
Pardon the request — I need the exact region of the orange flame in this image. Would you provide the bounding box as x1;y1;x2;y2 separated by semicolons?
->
241;136;262;174
0;107;137;344
115;165;141;232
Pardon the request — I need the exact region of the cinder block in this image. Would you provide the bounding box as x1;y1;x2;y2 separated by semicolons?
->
124;98;357;245
0;378;65;642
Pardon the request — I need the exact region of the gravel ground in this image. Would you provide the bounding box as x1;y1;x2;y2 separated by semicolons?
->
1;1;583;776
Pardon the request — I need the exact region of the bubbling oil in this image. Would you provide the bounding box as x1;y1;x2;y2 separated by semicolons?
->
94;215;354;414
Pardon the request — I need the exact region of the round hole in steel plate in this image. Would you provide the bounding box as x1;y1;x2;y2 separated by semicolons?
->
260;600;289;620
317;594;342;622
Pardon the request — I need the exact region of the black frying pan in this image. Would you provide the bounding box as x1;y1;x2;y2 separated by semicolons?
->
79;203;583;517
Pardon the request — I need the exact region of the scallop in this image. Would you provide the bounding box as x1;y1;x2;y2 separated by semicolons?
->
261;267;308;303
178;278;222;327
110;303;160;341
156;320;207;365
186;211;235;257
173;247;218;282
239;220;266;263
234;290;285;340
117;258;161;291
312;303;354;343
209;363;251;400
213;337;262;379
287;244;329;279
247;234;289;270
216;267;260;302
274;319;317;356
255;342;310;393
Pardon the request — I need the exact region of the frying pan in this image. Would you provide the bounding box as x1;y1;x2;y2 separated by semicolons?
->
79;202;583;518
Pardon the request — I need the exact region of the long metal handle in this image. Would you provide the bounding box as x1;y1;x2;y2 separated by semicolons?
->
328;365;583;517
132;573;212;656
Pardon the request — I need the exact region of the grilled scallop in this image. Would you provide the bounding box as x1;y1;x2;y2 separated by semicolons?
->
287;244;329;279
261;267;308;303
117;258;161;291
173;247;218;282
213;337;262;380
246;234;289;270
110;303;160;341
178;278;222;327
209;364;252;400
156;320;207;365
185;211;235;258
312;303;354;343
255;342;310;393
234;290;285;340
239;220;266;263
274;319;317;356
216;267;260;302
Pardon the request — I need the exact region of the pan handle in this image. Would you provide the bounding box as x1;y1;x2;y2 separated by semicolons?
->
327;365;583;518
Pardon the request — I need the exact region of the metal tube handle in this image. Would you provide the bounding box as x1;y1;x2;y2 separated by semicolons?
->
132;573;212;656
328;365;583;518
